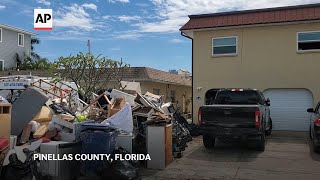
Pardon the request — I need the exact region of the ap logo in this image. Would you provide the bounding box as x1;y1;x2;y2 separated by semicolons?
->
34;9;52;30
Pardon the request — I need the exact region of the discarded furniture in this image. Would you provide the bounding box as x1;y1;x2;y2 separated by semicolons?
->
109;89;136;106
80;93;111;120
0;137;9;176
147;124;173;169
108;97;126;117
31;79;76;100
116;133;133;153
0;102;12;141
11;87;49;135
20;124;33;144
32;106;53;123
40;141;81;180
9;136;17;150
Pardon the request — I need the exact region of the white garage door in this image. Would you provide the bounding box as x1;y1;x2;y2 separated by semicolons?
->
263;89;313;131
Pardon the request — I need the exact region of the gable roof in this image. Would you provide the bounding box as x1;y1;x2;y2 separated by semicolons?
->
180;3;320;31
145;67;191;86
0;24;37;36
108;67;191;86
0;67;192;86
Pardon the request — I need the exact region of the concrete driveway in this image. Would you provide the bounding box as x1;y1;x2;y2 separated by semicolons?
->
142;131;320;180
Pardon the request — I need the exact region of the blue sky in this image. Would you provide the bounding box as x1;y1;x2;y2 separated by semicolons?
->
0;0;319;71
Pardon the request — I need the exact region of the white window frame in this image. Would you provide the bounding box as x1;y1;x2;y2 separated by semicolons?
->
0;60;4;71
0;28;2;43
297;31;320;53
18;33;24;47
212;36;238;57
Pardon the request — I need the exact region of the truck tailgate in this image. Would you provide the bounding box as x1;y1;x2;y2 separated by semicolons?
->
201;105;260;128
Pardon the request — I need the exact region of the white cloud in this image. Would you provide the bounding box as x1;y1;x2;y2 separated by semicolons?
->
136;0;320;33
102;15;111;20
170;38;184;43
54;4;103;31
37;0;51;6
118;15;141;22
136;3;149;7
109;0;130;3
82;3;98;11
114;31;142;40
0;5;5;10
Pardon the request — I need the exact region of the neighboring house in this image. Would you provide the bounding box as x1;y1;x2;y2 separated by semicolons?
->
0;67;192;113
108;67;192;113
181;3;320;131
169;69;178;75
0;24;36;70
177;69;191;78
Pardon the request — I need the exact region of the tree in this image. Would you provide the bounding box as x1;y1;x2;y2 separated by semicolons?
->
15;53;56;70
54;52;130;101
32;58;57;70
31;37;41;61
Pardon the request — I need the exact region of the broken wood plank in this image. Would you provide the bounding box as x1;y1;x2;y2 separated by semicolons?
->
33;124;48;138
107;97;126;117
80;93;106;113
20;124;32;144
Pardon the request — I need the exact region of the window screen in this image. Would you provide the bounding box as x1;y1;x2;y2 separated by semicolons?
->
298;32;320;51
0;60;4;71
18;33;24;47
212;37;237;55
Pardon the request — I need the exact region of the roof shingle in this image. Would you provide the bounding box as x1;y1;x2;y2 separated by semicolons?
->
180;3;320;31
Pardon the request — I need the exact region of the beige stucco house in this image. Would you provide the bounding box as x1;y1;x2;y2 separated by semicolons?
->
181;3;320;131
107;67;192;113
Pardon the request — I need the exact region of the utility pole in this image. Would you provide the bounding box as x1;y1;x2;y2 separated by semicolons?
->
87;39;91;53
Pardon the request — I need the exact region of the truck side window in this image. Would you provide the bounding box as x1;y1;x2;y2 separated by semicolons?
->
258;91;266;105
316;102;320;114
214;91;261;105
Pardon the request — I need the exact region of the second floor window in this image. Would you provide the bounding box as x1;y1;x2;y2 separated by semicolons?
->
0;28;2;42
18;33;24;47
298;31;320;52
0;60;4;71
212;36;237;56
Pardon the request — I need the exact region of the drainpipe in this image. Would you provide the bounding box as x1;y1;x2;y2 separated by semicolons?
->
180;31;194;123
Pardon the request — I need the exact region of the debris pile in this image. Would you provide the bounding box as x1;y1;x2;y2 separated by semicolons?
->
0;80;194;179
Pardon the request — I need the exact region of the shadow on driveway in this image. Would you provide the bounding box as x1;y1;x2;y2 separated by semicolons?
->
187;131;320;162
186;138;263;162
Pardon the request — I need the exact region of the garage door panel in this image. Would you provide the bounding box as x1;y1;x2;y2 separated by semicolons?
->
263;89;313;131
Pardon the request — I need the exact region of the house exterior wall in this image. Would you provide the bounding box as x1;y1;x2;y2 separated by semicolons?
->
192;22;320;121
0;28;32;70
140;82;192;113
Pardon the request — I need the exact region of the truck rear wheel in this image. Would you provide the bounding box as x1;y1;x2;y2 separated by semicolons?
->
203;135;215;149
256;134;265;151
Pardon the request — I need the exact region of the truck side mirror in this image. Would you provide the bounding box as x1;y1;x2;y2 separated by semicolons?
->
265;99;270;106
307;108;314;113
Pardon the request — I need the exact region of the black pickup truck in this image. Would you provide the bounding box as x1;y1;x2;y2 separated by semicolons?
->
198;89;272;151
